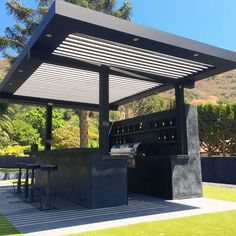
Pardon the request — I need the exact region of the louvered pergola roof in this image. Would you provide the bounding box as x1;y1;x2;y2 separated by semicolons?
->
0;0;236;110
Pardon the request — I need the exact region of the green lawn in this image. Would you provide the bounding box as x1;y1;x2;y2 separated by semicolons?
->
0;179;31;186
203;185;236;202
0;168;20;174
0;213;21;236
70;210;236;236
69;185;236;236
0;179;17;185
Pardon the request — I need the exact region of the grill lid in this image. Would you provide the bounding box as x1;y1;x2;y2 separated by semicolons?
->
110;142;144;156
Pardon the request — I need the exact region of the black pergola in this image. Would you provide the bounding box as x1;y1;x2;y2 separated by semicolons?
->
0;0;236;155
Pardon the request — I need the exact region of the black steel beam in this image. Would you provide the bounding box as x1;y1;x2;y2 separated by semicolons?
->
110;66;176;84
45;104;53;150
0;92;118;111
99;65;110;155
175;83;188;155
112;84;173;106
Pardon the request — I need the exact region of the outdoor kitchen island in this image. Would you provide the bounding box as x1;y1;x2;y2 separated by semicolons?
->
33;148;128;209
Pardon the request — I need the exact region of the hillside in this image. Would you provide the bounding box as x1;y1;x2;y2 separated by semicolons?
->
0;58;9;81
186;69;236;104
0;58;236;104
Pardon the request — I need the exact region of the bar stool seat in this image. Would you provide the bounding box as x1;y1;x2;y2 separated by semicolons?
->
40;165;58;171
26;164;40;169
40;164;58;210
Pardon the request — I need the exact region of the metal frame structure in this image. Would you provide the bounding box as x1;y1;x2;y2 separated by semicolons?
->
0;0;236;153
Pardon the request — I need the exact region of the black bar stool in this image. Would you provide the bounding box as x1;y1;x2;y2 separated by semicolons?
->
26;164;41;202
40;165;58;210
14;163;27;193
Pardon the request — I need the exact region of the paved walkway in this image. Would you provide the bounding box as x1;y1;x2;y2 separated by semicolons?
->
1;186;236;236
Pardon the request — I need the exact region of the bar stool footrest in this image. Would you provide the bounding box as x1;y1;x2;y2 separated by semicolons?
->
40;192;56;210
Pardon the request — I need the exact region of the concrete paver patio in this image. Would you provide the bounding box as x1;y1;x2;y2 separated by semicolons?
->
1;185;236;236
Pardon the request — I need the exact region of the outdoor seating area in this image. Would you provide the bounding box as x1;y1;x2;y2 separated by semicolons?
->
0;0;234;210
0;0;236;235
13;162;58;210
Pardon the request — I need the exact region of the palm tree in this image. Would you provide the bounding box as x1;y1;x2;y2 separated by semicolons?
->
0;104;13;148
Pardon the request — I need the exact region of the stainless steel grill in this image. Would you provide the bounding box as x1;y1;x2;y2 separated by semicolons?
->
110;142;146;168
110;143;141;156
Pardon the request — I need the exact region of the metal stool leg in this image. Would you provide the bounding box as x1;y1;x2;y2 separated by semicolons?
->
24;168;29;199
29;169;35;202
17;167;22;193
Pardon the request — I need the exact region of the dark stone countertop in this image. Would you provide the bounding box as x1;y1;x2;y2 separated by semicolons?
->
29;148;99;157
29;148;127;160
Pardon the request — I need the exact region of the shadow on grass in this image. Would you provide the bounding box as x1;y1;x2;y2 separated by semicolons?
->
0;214;21;236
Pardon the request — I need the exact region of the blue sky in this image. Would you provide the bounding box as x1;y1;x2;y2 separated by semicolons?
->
0;0;235;58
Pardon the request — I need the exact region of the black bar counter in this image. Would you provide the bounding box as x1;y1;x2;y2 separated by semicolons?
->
32;148;127;209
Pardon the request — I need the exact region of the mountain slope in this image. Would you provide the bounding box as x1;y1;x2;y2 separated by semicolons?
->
186;69;236;104
0;58;9;82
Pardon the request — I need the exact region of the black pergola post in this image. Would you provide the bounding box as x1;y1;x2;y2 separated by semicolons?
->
175;83;188;155
99;65;110;155
45;104;53;150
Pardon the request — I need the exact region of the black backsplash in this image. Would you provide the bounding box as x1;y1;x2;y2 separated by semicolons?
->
109;108;178;156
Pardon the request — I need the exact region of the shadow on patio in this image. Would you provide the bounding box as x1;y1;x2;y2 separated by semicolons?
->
0;185;198;235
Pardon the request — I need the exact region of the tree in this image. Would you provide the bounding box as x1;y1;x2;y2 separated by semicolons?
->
12;119;41;146
52;124;80;149
122;95;175;119
0;0;54;62
198;103;236;157
216;104;235;156
198;104;221;156
24;107;64;143
0;104;14;148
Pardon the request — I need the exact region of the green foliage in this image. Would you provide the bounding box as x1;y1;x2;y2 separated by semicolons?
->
24;107;64;142
110;110;122;121
0;145;30;156
52;115;99;149
88;117;99;148
198;103;236;156
12;119;41;146
52;124;80;149
0;0;54;61
0;104;14;148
